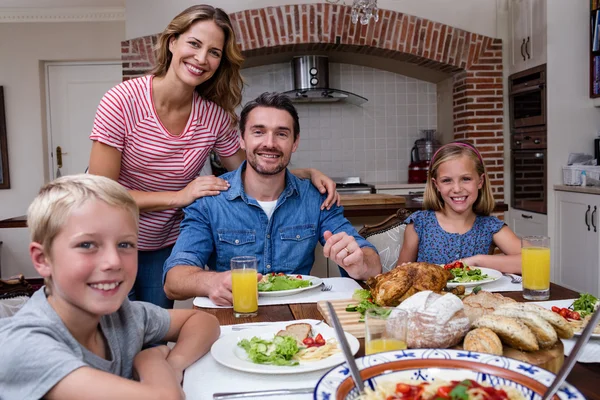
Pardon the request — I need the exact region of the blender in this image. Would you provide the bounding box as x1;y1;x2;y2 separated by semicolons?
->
408;130;441;183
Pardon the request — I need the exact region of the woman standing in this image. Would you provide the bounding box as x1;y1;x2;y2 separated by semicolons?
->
89;5;338;308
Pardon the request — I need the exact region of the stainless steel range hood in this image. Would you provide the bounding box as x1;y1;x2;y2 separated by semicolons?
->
282;56;368;105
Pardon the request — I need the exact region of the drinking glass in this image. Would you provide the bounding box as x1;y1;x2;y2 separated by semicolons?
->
521;236;551;300
365;307;408;355
231;256;258;318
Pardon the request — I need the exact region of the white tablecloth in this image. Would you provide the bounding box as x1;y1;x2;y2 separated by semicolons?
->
182;320;326;400
465;274;523;293
193;277;362;308
532;299;600;363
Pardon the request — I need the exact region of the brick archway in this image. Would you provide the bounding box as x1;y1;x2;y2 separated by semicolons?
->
121;4;504;195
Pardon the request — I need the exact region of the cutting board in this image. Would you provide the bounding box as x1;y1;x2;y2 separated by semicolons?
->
340;194;406;206
317;299;565;373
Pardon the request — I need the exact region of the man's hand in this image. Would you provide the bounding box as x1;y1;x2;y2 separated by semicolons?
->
205;270;263;306
323;230;367;277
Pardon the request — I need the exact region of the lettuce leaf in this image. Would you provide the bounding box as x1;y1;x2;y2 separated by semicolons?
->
237;335;300;366
257;275;311;292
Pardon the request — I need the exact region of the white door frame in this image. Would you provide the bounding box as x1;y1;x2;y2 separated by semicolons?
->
44;60;121;181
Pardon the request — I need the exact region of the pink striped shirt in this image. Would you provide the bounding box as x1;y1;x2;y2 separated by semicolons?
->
90;75;240;251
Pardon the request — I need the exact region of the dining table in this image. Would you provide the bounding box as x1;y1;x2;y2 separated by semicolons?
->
198;282;600;400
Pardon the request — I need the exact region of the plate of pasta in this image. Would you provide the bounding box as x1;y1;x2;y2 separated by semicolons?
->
211;321;359;374
313;349;584;400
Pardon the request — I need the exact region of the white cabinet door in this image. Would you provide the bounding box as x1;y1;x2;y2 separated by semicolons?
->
556;191;600;295
510;0;530;74
529;0;547;66
509;209;547;237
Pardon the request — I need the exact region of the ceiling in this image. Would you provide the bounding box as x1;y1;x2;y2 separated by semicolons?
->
0;0;123;7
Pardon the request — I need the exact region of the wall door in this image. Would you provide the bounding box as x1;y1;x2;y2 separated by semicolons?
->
45;62;121;179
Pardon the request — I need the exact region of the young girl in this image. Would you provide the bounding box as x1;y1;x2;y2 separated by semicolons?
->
398;142;521;273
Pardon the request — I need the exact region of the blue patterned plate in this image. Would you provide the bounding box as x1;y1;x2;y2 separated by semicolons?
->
313;348;585;400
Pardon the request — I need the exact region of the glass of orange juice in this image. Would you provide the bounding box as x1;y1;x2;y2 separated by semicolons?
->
365;307;408;355
521;236;551;300
231;256;258;318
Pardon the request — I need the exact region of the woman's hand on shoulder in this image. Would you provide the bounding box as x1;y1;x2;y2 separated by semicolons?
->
292;168;340;210
174;175;230;208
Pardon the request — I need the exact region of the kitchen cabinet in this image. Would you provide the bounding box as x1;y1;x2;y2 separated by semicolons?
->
555;190;600;295
509;0;547;74
509;209;547;237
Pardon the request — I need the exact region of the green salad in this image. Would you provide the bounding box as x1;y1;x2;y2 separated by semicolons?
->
257;274;312;292
238;335;299;366
345;289;389;322
448;267;489;283
571;293;599;318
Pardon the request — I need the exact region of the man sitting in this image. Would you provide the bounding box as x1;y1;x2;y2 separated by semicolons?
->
163;92;382;305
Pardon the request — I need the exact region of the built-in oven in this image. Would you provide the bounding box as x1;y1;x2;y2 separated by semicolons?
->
509;64;546;132
511;130;547;214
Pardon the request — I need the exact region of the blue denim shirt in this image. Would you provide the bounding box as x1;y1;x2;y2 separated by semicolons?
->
163;162;376;281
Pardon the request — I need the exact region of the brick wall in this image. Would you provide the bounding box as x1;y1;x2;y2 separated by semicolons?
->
121;3;503;196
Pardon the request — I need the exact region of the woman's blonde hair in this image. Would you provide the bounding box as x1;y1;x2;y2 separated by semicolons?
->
423;142;495;215
27;174;139;255
150;4;244;126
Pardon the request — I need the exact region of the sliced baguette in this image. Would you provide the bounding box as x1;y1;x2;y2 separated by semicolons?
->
463;328;503;356
473;315;539;352
498;303;574;339
493;308;557;349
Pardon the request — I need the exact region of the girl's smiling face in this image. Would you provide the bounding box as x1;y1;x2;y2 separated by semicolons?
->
432;155;484;215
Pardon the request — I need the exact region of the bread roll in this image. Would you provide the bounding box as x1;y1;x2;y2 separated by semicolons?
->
463;328;503;356
397;291;470;349
493;308;557;349
498;303;574;339
473;315;539;352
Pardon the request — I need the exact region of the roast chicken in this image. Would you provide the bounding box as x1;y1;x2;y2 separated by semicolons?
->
366;262;452;306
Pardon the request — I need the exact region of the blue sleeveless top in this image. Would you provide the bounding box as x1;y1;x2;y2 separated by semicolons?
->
405;210;505;264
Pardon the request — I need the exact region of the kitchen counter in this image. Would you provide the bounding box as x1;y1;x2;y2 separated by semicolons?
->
370;181;426;190
554;184;600;195
341;194;508;217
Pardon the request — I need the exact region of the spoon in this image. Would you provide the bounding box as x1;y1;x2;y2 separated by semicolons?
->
325;301;365;394
541;303;600;400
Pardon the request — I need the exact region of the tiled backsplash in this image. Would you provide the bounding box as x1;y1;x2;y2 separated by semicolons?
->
240;62;437;183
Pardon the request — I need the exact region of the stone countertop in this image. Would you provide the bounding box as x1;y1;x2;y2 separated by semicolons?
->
554;185;600;195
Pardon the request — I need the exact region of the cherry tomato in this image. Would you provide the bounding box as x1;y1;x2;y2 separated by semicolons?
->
551;306;561;313
436;386;452;399
314;333;326;346
302;337;314;346
296;275;303;279
271;272;276;276
443;264;454;270
395;383;412;394
559;308;569;318
452;261;463;269
569;311;581;320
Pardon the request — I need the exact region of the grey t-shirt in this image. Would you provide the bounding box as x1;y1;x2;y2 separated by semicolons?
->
0;289;171;400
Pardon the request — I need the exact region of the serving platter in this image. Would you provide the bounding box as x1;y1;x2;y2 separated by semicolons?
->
211;321;359;374
258;275;322;297
314;348;583;400
445;266;503;288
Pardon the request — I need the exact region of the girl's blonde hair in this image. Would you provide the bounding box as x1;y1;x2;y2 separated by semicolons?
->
423;142;495;215
150;4;244;127
27;174;139;255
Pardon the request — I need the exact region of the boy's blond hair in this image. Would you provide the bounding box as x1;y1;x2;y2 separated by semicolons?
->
27;174;139;255
423;142;495;216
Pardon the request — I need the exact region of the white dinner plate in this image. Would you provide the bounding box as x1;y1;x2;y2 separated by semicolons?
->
258;275;323;297
211;321;360;374
532;300;600;340
444;266;503;288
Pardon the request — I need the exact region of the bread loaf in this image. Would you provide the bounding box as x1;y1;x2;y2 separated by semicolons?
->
498;303;574;339
397;291;470;349
462;291;517;323
473;315;539;352
493;308;557;349
463;328;503;356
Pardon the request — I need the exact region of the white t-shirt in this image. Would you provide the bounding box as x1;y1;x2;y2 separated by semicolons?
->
257;199;278;220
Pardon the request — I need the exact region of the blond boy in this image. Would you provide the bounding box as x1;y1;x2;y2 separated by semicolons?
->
0;174;219;400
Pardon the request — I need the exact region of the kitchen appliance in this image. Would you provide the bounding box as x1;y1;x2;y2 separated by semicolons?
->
511;129;547;214
595;138;600;165
509;64;546;132
281;56;368;105
332;177;375;194
408;129;440;184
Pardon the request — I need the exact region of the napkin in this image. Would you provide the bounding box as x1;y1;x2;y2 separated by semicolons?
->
465;274;522;293
182;319;325;400
193;277;362;308
532;299;600;363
